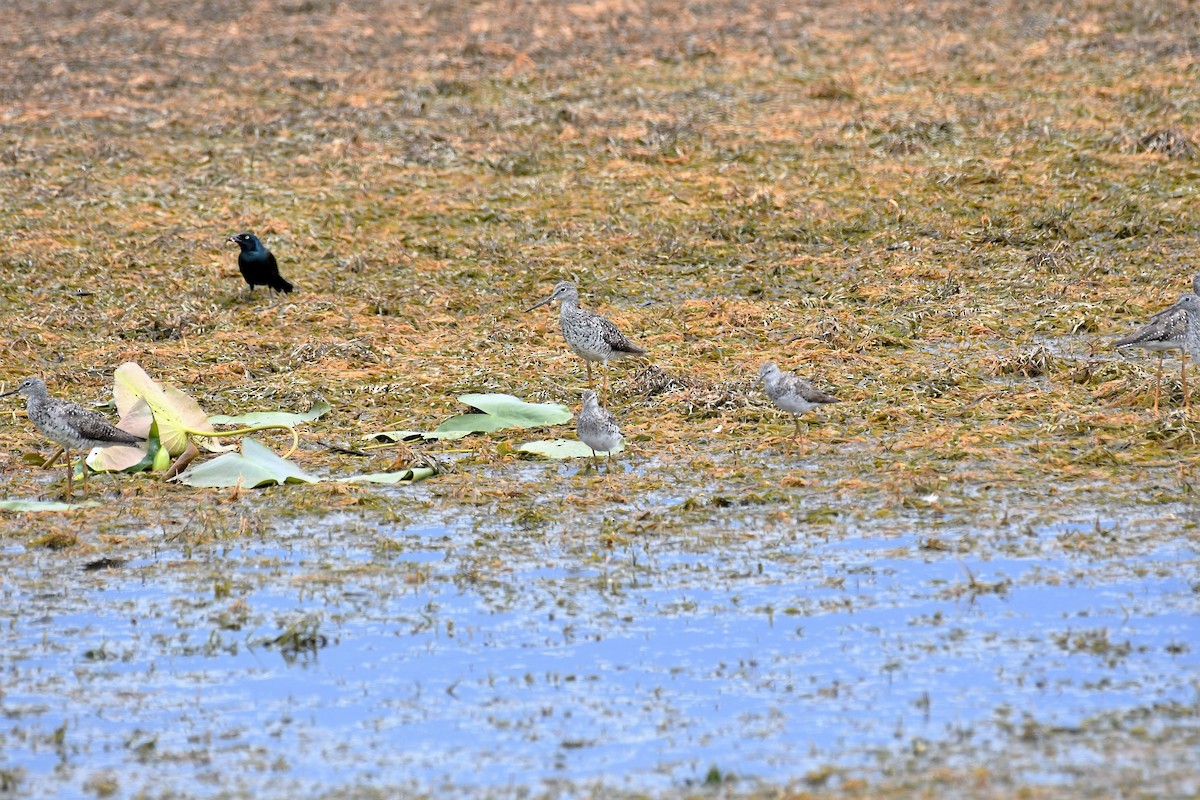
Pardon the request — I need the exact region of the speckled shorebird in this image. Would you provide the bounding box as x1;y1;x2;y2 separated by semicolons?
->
1114;284;1200;412
0;377;146;500
577;389;623;468
525;281;645;402
758;362;840;442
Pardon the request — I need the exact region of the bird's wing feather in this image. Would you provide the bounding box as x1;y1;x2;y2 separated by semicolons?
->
597;316;644;355
1115;307;1186;347
58;403;145;444
781;372;839;404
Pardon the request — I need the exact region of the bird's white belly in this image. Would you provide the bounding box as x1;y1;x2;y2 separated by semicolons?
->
569;341;608;363
580;429;622;452
774;395;819;414
1136;340;1182;353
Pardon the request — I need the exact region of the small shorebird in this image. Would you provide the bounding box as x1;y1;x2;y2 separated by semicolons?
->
526;281;644;402
1114;285;1200;412
576;389;623;468
758;362;840;442
1;376;146;500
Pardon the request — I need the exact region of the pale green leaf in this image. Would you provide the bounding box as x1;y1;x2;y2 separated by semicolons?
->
0;499;99;512
337;467;437;485
517;438;624;460
173;438;319;488
209;399;332;427
431;394;572;439
87;398;154;473
113;363;219;456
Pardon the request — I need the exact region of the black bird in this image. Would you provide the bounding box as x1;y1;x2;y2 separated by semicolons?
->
226;232;294;297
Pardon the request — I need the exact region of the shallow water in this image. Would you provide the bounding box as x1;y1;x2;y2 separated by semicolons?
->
1;509;1198;797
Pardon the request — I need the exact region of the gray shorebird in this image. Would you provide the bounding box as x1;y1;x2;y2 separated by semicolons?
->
0;376;146;500
526;281;645;402
576;389;623;468
1114;285;1200;412
758;362;840;442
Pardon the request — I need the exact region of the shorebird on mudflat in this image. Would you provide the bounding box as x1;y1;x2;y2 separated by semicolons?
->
576;389;623;469
1114;282;1200;412
1;376;146;500
758;362;840;443
526;281;644;402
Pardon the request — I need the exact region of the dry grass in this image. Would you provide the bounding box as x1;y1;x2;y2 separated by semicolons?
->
2;0;1200;527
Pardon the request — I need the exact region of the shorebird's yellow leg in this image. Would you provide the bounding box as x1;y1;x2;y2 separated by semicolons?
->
1154;351;1164;414
1183;351;1190;409
63;449;74;501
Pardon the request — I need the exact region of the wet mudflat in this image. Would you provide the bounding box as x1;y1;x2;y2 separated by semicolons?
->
2;469;1198;798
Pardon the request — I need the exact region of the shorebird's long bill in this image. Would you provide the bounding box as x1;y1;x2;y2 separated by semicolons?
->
524;296;553;312
0;388;19;398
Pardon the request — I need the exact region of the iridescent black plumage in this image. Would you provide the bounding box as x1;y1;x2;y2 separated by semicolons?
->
227;232;294;296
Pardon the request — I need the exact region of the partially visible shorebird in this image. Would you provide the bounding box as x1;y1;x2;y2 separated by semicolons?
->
227;232;294;298
1114;285;1200;413
758;362;840;443
526;281;644;402
577;389;623;468
0;377;146;500
1148;276;1200;322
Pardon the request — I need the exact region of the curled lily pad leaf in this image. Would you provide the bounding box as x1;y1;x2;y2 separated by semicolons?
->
517;438;624;460
0;499;99;512
114;363;223;456
209;399;332;427
361;430;427;444
173;438;319;488
337;467;437;485
431;394;572;439
87;398;155;473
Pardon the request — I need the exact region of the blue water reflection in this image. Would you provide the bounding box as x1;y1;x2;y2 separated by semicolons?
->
1;517;1197;796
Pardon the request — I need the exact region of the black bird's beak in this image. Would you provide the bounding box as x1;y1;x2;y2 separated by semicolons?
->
0;387;19;398
525;296;553;312
225;235;238;244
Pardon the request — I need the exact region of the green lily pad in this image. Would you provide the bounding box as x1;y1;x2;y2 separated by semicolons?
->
337;467;437;485
0;499;99;512
209;399;332;427
431;394;572;440
114;363;223;456
173;438;319;488
517;438;624;460
87;398;155;473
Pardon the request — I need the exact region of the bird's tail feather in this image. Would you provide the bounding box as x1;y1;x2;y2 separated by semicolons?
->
273;277;295;293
